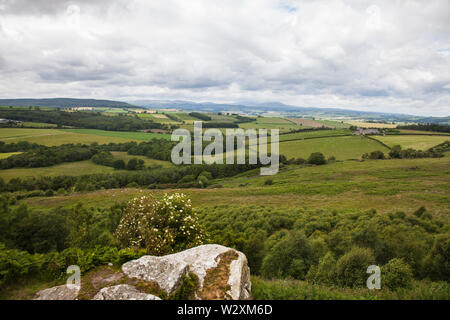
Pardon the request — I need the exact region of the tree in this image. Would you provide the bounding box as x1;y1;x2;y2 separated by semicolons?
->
113;159;126;170
126;158;144;170
307;152;326;165
261;231;313;279
306;251;337;285
422;234;450;281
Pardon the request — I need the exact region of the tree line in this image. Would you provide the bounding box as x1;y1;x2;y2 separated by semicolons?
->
0;109;169;131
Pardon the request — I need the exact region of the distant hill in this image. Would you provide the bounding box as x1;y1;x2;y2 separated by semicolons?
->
0;98;136;109
129;99;450;124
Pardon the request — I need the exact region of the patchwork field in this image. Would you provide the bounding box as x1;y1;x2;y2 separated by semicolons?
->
279;136;389;160
373;135;449;150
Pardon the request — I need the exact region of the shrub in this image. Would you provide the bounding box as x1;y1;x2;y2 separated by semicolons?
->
264;178;273;186
336;247;375;287
197;175;209;188
307;152;326;165
368;150;385;160
114;193;208;255
113;159;126;170
381;258;413;290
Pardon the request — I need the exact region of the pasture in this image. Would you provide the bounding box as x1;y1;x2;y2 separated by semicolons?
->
0;128;137;146
373;135;449;150
62;129;171;141
279;135;389;160
239;117;301;132
0;160;115;182
279;129;351;142
287;118;332;128
0;152;22;159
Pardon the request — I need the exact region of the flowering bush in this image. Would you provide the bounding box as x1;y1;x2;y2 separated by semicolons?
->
114;193;208;255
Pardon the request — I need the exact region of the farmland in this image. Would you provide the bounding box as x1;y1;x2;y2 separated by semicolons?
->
373;134;450;150
279;135;389;160
0;160;115;181
345;121;397;128
0;110;449;301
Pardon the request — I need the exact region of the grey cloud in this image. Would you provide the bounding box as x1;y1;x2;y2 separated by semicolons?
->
0;0;448;116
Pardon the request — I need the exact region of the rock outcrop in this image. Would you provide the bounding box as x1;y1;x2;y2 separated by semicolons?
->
34;244;251;300
34;284;80;300
93;284;162;300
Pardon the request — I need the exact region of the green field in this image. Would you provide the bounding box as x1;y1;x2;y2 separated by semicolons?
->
0;152;22;159
0;128;142;146
279;135;389;159
373;135;449;150
315;119;351;129
279;129;351;142
62;129;171;141
239;117;302;132
0;160;116;181
20;122;58;128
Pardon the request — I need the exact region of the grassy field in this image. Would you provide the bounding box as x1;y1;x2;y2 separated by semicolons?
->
19;122;58;128
373;135;450;150
287;118;332;128
62;129;171;141
0;152;22;159
315;119;351;129
0;128;145;146
279;129;351;142
0;160;116;181
239;117;302;132
279;136;389;159
22;156;450;218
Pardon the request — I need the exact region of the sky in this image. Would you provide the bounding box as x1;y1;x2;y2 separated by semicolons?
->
0;0;449;116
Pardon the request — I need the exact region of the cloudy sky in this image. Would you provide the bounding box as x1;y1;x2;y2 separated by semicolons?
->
0;0;449;116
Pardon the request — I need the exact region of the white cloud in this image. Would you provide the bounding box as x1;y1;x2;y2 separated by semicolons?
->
0;0;449;116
